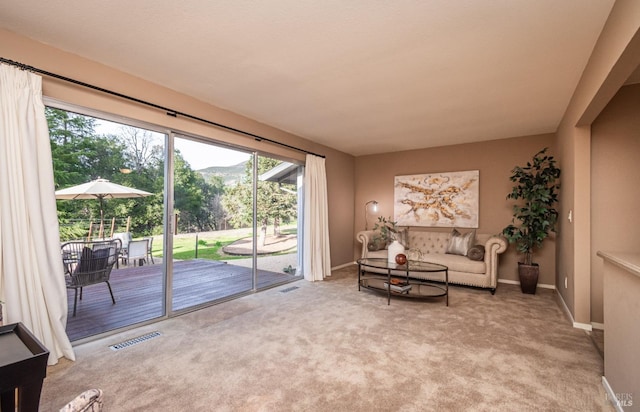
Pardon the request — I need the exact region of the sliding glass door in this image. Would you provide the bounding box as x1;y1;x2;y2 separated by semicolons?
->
171;135;255;312
255;154;303;287
49;105;303;340
170;137;303;313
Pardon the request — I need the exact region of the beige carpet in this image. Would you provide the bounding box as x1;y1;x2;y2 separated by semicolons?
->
40;266;613;411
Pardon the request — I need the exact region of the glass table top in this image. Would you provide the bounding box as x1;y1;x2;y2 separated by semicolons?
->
358;258;447;272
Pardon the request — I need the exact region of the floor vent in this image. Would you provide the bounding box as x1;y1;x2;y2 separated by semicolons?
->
109;331;161;351
280;286;299;293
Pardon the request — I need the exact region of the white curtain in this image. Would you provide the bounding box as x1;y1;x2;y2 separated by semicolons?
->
0;64;75;365
303;154;331;281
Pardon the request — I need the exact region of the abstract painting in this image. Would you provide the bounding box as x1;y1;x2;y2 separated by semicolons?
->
394;170;479;228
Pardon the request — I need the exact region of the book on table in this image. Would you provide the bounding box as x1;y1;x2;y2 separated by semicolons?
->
383;281;412;293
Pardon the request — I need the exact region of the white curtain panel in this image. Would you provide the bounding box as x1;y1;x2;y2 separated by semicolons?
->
0;65;75;364
303;154;332;281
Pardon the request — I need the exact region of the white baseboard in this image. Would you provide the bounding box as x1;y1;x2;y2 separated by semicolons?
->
555;289;593;331
573;321;593;331
602;376;625;412
332;261;357;271
592;322;605;330
497;278;556;290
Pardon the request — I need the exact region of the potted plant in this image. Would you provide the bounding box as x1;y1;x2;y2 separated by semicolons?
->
372;216;398;244
372;216;407;263
502;147;561;294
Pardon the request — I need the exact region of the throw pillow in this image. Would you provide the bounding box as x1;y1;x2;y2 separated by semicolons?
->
75;247;111;274
91;247;111;270
367;237;386;251
445;228;476;256
394;227;409;249
74;247;94;274
467;244;485;261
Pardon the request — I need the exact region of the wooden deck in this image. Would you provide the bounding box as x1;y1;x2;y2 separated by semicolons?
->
66;259;297;341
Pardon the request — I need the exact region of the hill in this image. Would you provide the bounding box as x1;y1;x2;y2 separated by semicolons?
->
197;161;247;186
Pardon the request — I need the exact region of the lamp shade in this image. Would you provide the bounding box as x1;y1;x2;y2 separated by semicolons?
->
364;200;378;230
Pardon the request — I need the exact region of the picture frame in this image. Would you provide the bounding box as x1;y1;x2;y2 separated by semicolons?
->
394;170;479;228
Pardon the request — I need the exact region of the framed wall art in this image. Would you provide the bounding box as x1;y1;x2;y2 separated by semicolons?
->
394;170;479;228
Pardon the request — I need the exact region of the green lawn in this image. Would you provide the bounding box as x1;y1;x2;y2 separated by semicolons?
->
151;225;297;261
174;236;246;260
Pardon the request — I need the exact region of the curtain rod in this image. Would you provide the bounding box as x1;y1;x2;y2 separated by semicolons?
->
0;57;325;159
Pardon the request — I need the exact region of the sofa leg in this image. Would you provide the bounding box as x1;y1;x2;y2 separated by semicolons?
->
490;288;496;295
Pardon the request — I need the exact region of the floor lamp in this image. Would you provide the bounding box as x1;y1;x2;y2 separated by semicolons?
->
364;200;378;230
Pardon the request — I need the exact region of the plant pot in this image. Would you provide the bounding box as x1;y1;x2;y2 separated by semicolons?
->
387;240;405;264
518;262;539;294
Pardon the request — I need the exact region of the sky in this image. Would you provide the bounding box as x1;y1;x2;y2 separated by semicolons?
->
174;137;250;170
95;119;251;170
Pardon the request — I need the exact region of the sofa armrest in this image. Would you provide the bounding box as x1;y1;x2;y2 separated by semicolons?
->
483;236;508;289
356;230;377;259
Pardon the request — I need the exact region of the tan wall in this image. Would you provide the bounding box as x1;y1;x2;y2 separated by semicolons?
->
0;28;356;267
591;83;640;324
556;0;640;325
354;134;557;285
600;254;640;404
325;151;356;266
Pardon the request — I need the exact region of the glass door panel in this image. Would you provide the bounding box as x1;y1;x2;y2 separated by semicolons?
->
49;107;167;341
255;155;303;288
171;135;253;312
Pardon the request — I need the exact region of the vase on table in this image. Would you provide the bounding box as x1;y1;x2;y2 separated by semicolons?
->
387;240;405;264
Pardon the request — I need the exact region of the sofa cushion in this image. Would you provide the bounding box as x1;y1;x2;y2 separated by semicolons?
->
367;250;387;259
422;253;486;274
445;228;475;256
408;231;450;254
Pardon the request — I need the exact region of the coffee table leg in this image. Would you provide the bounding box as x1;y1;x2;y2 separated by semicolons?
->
445;269;449;306
358;262;361;291
387;269;391;305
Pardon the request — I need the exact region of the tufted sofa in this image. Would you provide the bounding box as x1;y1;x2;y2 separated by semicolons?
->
357;229;507;294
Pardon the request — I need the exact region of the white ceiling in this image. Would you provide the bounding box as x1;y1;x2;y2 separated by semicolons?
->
0;1;615;156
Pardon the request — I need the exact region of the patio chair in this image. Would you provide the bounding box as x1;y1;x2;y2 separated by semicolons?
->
113;232;132;267
125;239;148;267
61;239;120;316
145;236;155;264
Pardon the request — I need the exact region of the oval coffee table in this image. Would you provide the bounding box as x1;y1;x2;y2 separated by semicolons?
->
357;258;448;306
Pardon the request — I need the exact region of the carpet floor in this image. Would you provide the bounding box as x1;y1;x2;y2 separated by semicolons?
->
40;266;613;411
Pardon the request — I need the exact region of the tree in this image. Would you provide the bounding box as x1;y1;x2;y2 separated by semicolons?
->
109;125;165;236
48;108;161;238
221;157;297;246
173;151;209;233
48;107;101;188
117;126;160;172
204;175;227;231
48;107;244;239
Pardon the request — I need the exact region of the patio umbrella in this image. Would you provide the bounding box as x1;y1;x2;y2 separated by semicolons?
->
55;178;152;235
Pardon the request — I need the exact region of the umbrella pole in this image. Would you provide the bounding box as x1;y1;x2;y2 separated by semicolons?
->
110;217;116;238
99;197;105;239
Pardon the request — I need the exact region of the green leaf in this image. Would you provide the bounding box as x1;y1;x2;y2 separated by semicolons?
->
502;147;560;262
